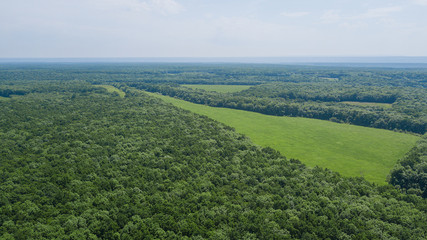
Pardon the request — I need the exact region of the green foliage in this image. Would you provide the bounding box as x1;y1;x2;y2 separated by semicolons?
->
182;84;252;93
95;85;126;98
131;82;426;134
144;91;419;184
0;88;28;98
0;64;426;239
342;101;393;108
238;82;400;104
1;63;426;133
389;135;427;198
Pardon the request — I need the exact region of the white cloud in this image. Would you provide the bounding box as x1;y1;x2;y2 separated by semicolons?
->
281;11;310;18
150;0;184;15
87;0;150;12
211;16;285;44
412;0;427;6
320;10;342;23
88;0;184;15
320;6;402;24
359;6;402;19
1;0;426;57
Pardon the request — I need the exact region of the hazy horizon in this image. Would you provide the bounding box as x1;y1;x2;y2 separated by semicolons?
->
1;0;427;58
2;56;427;65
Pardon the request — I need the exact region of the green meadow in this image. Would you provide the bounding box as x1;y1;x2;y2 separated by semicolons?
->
0;95;22;100
96;85;126;98
182;84;252;93
145;91;419;184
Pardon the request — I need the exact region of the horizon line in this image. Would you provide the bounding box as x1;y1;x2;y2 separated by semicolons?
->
1;56;427;64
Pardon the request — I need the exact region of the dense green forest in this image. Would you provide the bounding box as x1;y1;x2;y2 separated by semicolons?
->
388;135;427;198
1;63;425;133
0;63;426;239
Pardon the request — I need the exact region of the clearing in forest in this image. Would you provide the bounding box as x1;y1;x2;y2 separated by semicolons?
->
145;91;419;184
96;85;126;98
182;84;252;93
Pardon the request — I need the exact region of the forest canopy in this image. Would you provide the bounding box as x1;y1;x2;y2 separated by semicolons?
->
0;63;426;239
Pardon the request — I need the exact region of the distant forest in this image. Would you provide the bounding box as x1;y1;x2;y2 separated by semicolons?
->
2;63;424;133
0;63;426;239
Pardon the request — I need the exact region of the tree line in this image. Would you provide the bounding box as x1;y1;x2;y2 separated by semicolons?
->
128;83;426;134
388;134;427;198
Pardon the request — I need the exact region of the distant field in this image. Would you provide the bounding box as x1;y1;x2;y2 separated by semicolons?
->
0;95;21;100
145;91;419;184
321;77;339;81
342;101;393;108
182;84;252;93
96;85;126;98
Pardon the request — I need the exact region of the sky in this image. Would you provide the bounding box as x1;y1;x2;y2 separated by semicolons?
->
1;0;427;58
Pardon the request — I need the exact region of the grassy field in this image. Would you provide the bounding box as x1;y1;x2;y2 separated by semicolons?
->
0;95;22;100
342;101;393;108
96;85;126;98
145;91;419;184
182;84;252;93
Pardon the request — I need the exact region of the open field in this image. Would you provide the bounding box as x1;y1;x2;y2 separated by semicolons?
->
96;85;126;98
182;84;252;93
321;77;339;81
145;91;419;184
0;95;23;100
342;101;393;108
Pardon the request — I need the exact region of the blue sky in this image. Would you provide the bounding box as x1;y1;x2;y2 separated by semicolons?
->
1;0;427;58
